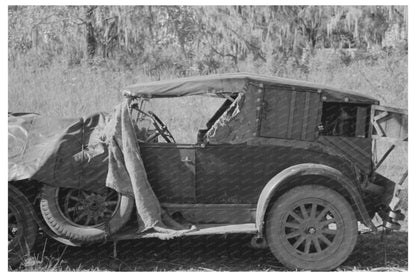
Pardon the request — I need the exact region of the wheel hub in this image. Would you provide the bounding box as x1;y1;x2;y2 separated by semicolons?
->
82;195;106;216
60;188;120;227
283;202;339;255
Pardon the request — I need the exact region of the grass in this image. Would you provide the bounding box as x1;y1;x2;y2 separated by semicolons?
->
9;49;408;117
12;227;407;271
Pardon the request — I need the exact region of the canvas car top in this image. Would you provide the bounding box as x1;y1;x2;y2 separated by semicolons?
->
123;72;379;104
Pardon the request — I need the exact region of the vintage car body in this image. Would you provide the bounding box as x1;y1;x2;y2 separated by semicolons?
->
8;73;407;270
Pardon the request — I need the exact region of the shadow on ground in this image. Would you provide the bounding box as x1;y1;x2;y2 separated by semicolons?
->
17;230;407;271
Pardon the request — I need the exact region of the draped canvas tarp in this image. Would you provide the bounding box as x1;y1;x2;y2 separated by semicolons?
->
8;101;193;238
9;113;86;184
104;99;194;236
8;112;109;193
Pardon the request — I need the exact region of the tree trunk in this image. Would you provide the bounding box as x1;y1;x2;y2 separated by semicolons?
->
85;6;97;60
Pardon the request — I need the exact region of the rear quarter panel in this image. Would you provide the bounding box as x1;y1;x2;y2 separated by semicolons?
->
195;144;358;204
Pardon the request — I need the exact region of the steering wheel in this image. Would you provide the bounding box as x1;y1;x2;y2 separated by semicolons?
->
130;104;175;143
147;111;176;143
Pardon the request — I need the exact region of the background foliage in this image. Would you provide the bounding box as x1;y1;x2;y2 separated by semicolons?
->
9;6;407;75
9;5;408;113
8;5;408;143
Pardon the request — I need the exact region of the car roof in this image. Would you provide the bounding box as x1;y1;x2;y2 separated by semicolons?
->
123;72;379;104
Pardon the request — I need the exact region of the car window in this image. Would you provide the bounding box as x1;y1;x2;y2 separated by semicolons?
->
321;103;370;138
146;96;226;144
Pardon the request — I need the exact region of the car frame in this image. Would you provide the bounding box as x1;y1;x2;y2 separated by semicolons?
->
8;73;407;270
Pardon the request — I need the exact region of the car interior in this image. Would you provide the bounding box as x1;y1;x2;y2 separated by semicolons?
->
321;102;370;138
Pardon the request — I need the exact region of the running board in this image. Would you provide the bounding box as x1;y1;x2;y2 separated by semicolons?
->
111;223;257;241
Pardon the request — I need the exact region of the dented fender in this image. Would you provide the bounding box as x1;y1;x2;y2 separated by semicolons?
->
255;163;376;237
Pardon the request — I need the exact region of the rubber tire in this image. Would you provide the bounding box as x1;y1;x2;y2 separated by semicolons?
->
40;185;134;243
266;185;358;271
8;187;38;267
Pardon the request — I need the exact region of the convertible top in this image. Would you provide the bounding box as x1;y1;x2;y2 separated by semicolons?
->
123;72;379;104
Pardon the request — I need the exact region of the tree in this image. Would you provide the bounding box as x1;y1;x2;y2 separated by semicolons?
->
8;5;408;74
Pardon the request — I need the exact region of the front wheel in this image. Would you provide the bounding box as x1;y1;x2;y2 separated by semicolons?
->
266;185;358;271
40;185;134;243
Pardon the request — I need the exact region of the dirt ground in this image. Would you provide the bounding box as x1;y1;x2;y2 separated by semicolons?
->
16;227;407;271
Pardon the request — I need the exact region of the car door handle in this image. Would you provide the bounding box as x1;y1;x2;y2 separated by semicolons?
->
181;156;192;163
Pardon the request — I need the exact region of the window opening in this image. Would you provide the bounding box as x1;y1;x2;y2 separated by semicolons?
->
321;103;370;138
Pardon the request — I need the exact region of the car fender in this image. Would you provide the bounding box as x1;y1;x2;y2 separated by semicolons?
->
255;163;376;237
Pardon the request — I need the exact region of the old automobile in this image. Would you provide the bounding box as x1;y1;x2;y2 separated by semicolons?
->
8;73;407;270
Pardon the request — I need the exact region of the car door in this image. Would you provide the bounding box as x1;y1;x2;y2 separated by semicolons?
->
195;144;272;204
140;143;196;203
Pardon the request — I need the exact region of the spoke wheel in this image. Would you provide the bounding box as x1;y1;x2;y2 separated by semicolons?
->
282;200;342;258
266;185;358;271
8;187;37;267
57;188;120;228
40;185;134;243
8;205;24;249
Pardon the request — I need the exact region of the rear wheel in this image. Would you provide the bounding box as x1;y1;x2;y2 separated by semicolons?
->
266;185;358;271
8;187;37;267
40;185;134;243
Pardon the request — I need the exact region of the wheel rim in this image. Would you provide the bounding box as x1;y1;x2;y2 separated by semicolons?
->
8;204;24;248
55;188;121;228
279;198;344;261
